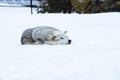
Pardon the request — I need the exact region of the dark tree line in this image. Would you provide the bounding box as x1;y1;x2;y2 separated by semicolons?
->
47;0;72;13
71;0;120;13
37;0;120;13
37;0;73;13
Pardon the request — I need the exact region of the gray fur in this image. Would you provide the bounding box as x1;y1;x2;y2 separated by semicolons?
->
21;28;34;44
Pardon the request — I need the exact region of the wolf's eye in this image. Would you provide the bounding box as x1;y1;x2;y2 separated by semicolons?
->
52;36;56;40
61;37;64;39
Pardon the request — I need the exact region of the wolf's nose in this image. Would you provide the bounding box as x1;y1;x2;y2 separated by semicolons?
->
68;40;71;44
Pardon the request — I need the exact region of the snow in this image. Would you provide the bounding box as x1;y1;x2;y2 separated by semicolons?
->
0;6;120;80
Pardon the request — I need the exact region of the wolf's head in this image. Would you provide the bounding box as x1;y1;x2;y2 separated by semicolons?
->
52;31;71;45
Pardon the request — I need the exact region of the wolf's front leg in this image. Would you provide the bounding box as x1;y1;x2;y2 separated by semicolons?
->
33;40;44;45
44;41;57;45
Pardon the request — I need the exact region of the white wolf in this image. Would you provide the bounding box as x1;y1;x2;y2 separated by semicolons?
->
21;26;71;45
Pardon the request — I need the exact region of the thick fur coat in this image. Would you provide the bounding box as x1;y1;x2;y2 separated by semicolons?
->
21;26;71;45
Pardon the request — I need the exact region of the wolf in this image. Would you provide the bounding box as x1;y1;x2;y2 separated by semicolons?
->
21;26;71;45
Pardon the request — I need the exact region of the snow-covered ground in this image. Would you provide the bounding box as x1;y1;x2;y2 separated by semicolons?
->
0;6;120;80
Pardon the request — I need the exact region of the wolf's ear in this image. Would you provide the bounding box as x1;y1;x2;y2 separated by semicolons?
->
64;31;67;34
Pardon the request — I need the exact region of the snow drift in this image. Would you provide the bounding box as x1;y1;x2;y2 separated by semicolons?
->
0;6;120;80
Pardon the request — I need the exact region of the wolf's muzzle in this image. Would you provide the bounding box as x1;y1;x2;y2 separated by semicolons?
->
68;40;71;44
